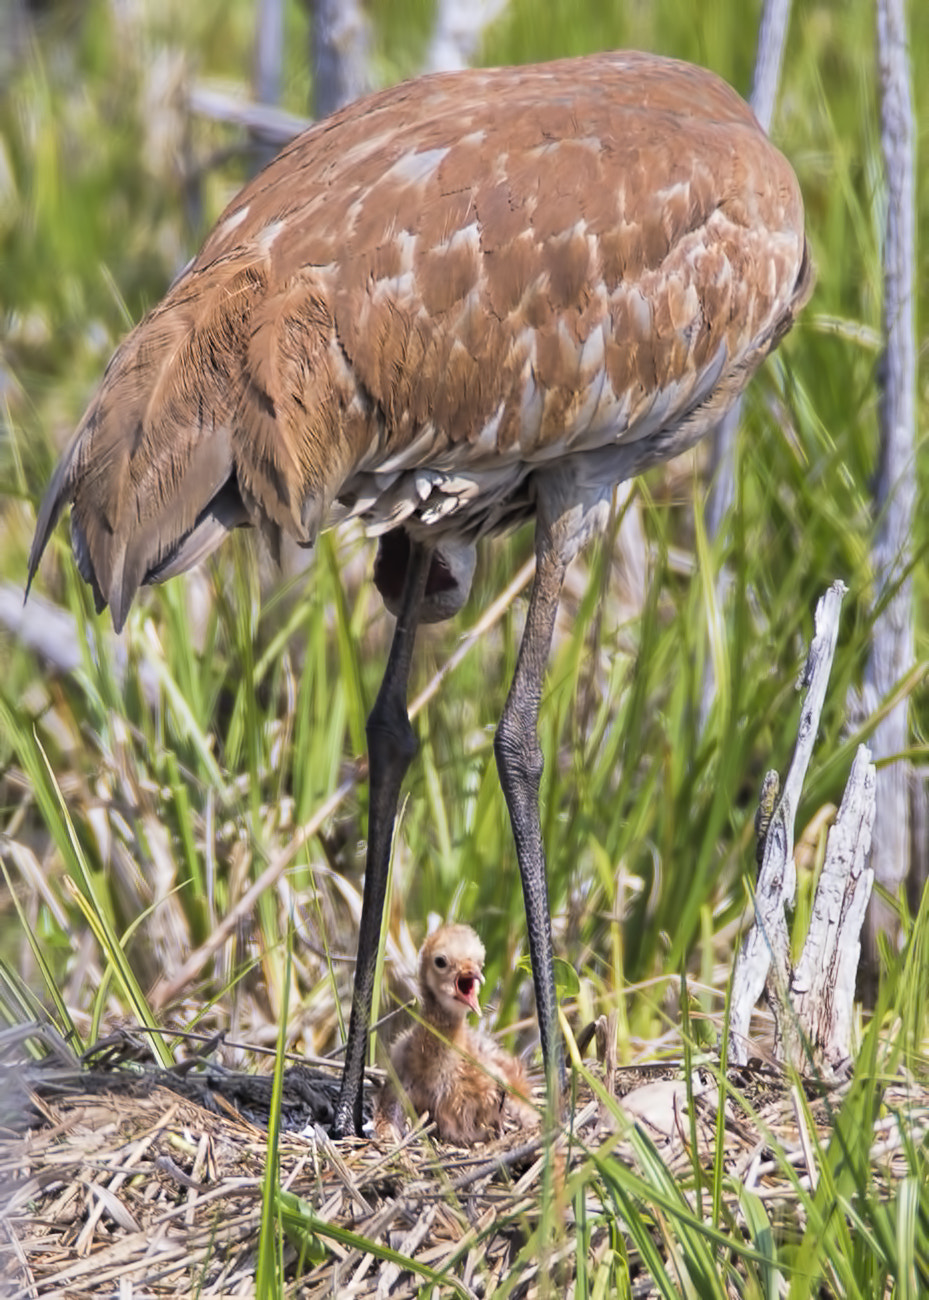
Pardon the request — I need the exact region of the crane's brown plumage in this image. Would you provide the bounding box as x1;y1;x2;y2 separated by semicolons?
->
29;50;810;629
380;925;536;1145
27;50;812;1135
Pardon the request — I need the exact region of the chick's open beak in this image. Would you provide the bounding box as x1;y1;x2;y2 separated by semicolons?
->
455;968;483;1016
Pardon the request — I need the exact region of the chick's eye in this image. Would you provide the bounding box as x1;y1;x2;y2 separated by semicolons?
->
434;955;448;969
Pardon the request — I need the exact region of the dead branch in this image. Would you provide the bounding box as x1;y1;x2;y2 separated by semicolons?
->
425;0;510;73
308;0;370;119
700;0;796;728
729;582;877;1071
749;0;793;133
187;84;310;146
863;0;917;968
786;745;876;1069
0;582;160;708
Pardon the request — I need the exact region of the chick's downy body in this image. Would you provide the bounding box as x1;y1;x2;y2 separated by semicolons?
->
383;925;536;1145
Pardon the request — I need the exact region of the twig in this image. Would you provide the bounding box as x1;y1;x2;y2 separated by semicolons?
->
749;0;793;133
408;556;535;718
251;0;286;170
309;0;370;119
425;0;510;73
731;583;876;1073
699;0;796;727
253;0;285;109
187;84;310;146
863;0;917;967
0;582;161;708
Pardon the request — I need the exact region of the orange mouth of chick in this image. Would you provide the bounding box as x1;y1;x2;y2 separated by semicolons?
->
456;972;482;1014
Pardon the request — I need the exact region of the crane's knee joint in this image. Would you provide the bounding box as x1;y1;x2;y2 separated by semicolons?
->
367;717;418;771
493;724;544;789
367;693;418;770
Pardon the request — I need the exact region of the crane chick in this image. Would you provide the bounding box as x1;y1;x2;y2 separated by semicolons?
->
381;924;536;1145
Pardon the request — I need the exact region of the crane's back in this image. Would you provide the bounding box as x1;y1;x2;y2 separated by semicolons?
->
29;51;812;628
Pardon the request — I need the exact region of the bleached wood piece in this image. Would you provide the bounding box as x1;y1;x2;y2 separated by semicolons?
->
864;0;917;963
749;0;793;133
253;0;284;109
187;84;310;146
728;582;847;1064
426;0;510;73
0;582;161;708
706;0;793;539
310;0;370;119
700;0;795;729
785;745;876;1070
250;0;286;171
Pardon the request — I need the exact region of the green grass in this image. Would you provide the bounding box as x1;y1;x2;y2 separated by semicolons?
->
1;0;928;1294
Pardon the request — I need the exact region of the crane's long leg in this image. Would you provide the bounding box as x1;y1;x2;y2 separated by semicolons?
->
493;522;570;1106
333;540;431;1137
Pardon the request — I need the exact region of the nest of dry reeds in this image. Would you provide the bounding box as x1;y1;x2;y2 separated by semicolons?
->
3;1025;927;1299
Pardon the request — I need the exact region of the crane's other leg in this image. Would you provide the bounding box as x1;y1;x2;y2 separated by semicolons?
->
493;516;573;1109
333;540;431;1137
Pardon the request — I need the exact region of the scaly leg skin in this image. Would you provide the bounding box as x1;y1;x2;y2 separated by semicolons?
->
493;520;571;1115
333;541;431;1137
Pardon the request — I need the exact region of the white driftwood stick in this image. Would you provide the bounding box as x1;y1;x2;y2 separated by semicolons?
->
864;0;917;960
749;0;793;133
310;0;370;119
253;0;285;109
728;581;847;1064
786;745;876;1069
0;582;161;708
426;0;510;73
250;0;286;171
187;85;310;146
699;0;795;728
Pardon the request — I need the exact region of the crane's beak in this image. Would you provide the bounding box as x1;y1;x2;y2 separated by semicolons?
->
455;968;483;1016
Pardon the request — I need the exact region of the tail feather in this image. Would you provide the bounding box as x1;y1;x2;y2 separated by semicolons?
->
26;432;82;599
26;255;273;628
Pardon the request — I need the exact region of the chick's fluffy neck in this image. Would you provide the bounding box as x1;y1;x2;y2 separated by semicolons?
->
419;982;471;1043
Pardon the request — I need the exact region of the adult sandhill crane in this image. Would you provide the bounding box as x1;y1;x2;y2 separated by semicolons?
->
27;50;812;1137
381;924;536;1145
